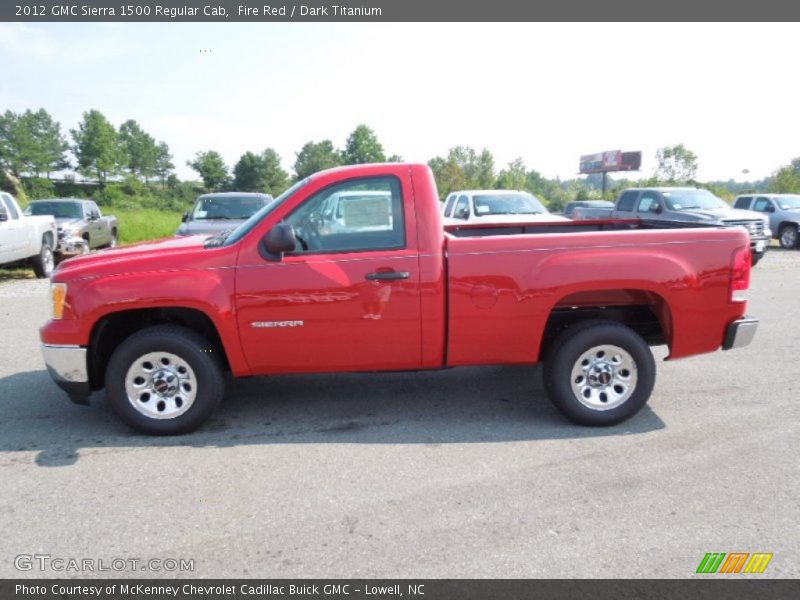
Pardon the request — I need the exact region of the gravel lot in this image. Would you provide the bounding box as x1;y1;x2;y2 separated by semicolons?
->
0;249;798;579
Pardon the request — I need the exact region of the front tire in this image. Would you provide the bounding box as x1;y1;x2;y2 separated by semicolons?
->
105;326;225;435
543;320;656;426
779;224;798;249
31;241;54;278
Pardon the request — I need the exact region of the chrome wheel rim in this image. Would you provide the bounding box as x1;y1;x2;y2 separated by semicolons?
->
42;247;54;275
125;351;197;419
109;234;117;248
781;227;797;248
570;344;637;411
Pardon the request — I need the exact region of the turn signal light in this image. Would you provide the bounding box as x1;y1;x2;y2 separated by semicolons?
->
51;283;67;319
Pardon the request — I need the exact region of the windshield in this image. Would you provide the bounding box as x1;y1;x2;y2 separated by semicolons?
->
662;190;727;211
25;201;83;219
777;195;800;210
472;193;547;216
190;195;267;221
220;178;311;247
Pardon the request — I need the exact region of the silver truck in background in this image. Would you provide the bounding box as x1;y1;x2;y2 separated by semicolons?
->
176;192;272;236
734;194;800;249
573;187;771;265
0;191;57;277
25;199;118;257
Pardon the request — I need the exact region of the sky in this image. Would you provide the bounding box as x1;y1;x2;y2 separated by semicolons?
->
1;22;799;182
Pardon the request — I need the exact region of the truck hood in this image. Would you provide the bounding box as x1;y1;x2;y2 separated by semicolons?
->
676;207;765;222
53;234;212;281
176;219;246;236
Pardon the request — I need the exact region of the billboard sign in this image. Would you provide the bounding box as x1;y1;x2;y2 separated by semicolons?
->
580;150;641;174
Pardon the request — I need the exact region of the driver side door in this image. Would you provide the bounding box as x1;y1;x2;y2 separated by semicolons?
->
235;175;423;374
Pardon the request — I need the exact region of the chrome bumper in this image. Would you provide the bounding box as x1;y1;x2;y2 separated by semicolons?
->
56;236;88;256
41;344;91;403
722;317;758;350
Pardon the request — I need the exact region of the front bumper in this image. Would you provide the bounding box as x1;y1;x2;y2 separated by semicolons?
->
722;317;758;350
41;344;90;404
56;235;88;256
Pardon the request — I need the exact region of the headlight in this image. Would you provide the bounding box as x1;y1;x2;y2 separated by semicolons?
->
51;283;67;319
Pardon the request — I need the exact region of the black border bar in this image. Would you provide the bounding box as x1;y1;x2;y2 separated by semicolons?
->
4;0;800;22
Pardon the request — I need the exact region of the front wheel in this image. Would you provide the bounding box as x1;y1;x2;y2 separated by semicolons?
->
543;321;656;426
779;224;798;249
31;241;54;278
105;325;225;435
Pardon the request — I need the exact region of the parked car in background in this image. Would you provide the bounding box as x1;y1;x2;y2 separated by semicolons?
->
25;199;118;258
176;192;272;236
0;192;56;277
733;193;800;249
573;187;771;265
441;190;567;226
563;200;614;219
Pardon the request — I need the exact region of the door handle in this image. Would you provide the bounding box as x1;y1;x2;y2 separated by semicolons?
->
365;271;410;281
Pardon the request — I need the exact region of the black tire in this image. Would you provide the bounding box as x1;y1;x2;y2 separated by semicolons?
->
104;325;225;435
107;229;118;248
82;234;91;251
31;240;54;278
751;253;763;266
778;224;798;249
543;320;656;426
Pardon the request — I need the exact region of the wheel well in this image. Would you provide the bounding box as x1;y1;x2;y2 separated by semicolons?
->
778;221;798;232
88;308;229;391
42;231;54;248
540;289;671;360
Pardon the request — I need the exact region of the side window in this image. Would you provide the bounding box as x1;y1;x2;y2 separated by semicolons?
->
89;202;101;217
443;195;457;217
285;176;404;254
734;196;752;209
453;195;470;220
616;191;638;212
1;195;19;219
753;197;772;212
637;192;662;214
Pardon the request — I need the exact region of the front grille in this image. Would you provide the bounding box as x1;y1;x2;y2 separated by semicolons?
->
723;219;764;236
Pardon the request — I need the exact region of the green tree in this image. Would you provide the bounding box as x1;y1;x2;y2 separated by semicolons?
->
71;110;125;184
119;119;158;183
233;149;289;195
769;158;800;193
495;158;528;190
154;142;174;185
386;154;403;163
187;150;229;191
427;146;495;198
343;124;386;164
654;144;698;184
0;109;69;177
294;140;341;179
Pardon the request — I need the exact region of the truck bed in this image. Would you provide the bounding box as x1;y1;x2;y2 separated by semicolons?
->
445;218;719;237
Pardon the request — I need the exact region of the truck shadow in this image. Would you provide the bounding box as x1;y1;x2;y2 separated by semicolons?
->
0;366;665;468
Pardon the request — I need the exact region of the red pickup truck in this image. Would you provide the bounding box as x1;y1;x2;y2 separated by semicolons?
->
41;163;758;435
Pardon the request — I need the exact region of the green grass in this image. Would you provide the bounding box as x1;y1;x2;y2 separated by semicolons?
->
0;267;34;281
115;209;183;244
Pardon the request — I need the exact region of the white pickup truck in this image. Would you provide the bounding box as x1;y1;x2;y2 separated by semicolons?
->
0;191;57;277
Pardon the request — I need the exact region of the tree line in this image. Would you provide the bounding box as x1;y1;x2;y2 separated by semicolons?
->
1;107;798;211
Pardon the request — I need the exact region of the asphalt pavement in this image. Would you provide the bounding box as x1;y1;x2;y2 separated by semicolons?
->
0;250;798;578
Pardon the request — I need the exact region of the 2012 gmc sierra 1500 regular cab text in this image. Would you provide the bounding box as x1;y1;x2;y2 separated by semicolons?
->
40;163;758;435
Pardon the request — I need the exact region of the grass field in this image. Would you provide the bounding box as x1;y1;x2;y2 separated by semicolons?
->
115;209;183;244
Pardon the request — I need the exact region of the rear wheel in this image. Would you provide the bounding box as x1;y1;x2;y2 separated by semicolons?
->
31;240;54;278
779;224;798;249
106;229;118;248
543;321;656;426
105;326;225;435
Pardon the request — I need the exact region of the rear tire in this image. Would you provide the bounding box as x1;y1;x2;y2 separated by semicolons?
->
779;224;798;249
105;325;225;435
31;240;54;278
543;320;655;426
106;229;118;248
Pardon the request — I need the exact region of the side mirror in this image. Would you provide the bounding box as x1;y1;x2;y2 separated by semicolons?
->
767;205;775;213
260;222;296;260
181;213;189;222
654;204;664;214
